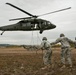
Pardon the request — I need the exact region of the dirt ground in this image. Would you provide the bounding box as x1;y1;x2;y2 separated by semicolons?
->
0;47;76;75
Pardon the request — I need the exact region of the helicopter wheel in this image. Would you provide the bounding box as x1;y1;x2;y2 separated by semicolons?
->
39;30;43;34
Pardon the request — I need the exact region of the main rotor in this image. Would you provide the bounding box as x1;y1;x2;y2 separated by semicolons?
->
6;3;71;21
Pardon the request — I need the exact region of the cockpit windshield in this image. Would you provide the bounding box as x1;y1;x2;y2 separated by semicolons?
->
47;21;51;24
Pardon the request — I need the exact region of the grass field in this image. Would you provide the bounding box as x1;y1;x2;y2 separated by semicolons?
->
0;47;76;75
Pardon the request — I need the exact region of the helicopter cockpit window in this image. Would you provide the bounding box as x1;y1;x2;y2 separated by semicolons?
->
42;22;47;25
47;22;51;24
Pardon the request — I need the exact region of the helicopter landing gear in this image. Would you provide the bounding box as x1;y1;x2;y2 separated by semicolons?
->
1;31;5;35
39;30;43;34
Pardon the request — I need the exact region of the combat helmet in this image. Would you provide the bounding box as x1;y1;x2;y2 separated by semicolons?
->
60;33;65;37
42;37;47;40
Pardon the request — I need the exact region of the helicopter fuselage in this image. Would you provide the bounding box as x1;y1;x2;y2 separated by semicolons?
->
0;3;71;35
0;18;56;34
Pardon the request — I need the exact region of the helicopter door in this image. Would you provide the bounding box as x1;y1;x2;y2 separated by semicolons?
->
22;22;31;29
38;22;44;34
31;24;35;29
42;22;47;27
31;24;38;29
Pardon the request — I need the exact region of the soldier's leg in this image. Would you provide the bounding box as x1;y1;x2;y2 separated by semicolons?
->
48;50;52;64
60;48;67;69
66;48;72;67
43;50;49;65
61;48;66;65
42;50;49;69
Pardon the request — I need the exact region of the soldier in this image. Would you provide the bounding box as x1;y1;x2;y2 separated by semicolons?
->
51;33;74;68
75;37;76;48
41;37;52;70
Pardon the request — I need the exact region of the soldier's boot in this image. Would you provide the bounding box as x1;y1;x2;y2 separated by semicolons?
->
60;64;66;71
61;64;66;68
47;64;51;68
41;66;48;70
69;64;72;68
41;64;51;70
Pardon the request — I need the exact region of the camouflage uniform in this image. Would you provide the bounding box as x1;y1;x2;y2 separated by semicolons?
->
51;34;74;67
41;37;52;66
75;37;76;48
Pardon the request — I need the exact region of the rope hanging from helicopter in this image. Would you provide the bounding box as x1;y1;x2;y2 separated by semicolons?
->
31;31;34;46
30;31;41;51
36;31;41;43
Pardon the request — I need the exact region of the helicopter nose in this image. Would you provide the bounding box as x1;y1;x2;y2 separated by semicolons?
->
52;24;56;28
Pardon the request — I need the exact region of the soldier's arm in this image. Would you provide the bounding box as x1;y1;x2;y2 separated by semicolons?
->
50;38;60;45
67;38;75;44
67;38;76;48
40;42;45;50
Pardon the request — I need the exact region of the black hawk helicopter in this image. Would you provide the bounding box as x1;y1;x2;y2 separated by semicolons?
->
0;3;71;35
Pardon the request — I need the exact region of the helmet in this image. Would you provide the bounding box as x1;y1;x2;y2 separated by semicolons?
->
60;33;65;37
42;37;47;40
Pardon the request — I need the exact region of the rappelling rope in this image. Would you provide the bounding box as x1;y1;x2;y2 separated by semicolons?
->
30;31;34;50
37;31;41;43
30;31;41;51
31;31;34;45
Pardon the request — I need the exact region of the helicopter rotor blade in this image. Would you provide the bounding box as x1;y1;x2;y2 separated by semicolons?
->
38;7;71;17
9;17;33;21
6;3;71;20
6;3;35;17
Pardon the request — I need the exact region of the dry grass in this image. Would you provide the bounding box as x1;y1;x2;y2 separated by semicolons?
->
0;47;76;75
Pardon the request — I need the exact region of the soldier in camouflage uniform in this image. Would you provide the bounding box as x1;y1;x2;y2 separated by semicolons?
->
51;33;74;68
75;37;76;48
41;37;52;69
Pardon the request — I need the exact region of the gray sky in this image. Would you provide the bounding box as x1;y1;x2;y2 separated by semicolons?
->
0;0;76;45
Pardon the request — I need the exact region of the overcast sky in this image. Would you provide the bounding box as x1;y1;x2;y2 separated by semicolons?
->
0;0;76;45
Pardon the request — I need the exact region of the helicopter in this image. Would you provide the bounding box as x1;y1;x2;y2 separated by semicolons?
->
0;3;71;35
